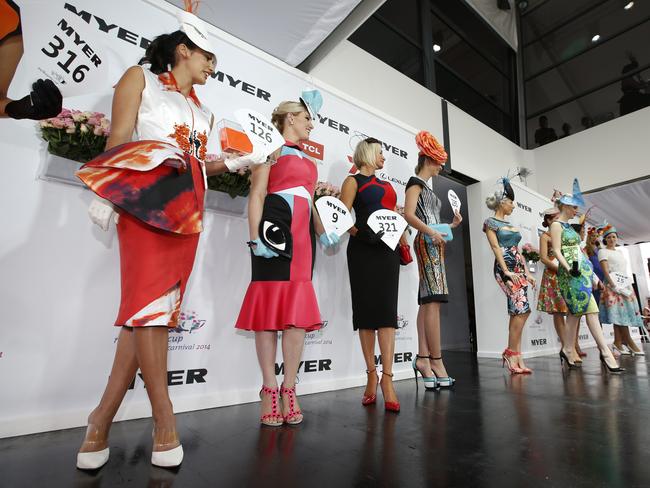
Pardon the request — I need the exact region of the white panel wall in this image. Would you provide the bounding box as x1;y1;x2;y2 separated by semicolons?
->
534;106;650;196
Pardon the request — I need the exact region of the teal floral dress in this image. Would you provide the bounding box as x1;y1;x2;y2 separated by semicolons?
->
483;217;530;316
556;222;599;315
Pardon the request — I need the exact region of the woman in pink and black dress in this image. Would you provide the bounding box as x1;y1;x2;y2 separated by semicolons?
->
235;92;338;426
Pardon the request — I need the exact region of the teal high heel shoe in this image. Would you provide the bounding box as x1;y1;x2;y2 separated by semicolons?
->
429;356;456;387
412;354;437;390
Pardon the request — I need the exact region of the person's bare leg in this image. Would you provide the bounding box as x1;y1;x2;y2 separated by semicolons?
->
255;331;281;422
584;313;620;369
378;327;398;404
134;327;177;452
423;302;449;377
552;313;565;347
80;327;138;453
563;315;580;363
613;325;624;352
359;329;378;399
415;305;433;376
280;328;306;420
508;313;529;369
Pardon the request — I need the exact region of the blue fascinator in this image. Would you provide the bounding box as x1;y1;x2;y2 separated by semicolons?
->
558;178;585;207
299;89;323;119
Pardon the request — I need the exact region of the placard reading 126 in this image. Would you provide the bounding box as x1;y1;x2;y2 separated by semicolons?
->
367;209;408;250
234;108;285;156
21;2;111;97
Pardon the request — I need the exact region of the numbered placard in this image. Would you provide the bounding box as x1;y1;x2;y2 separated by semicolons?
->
448;189;462;213
611;272;632;291
367;209;408;250
20;2;111;97
315;196;354;237
234;108;285;156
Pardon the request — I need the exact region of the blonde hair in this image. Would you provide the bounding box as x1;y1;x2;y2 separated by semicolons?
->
271;101;306;133
353;138;381;170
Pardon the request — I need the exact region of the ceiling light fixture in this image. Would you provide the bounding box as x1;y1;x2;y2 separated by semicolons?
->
433;44;441;52
591;34;601;42
624;2;634;10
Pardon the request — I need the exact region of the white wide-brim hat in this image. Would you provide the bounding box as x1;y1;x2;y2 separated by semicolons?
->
176;10;216;57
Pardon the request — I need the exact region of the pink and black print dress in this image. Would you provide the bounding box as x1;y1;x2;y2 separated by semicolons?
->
235;141;322;332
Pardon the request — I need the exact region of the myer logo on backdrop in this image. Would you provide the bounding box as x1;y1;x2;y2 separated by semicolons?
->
275;359;332;375
63;3;273;101
374;352;413;366
530;338;547;347
64;3;151;49
517;202;532;213
128;368;208;390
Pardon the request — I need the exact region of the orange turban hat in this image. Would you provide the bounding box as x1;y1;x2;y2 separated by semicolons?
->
415;131;447;164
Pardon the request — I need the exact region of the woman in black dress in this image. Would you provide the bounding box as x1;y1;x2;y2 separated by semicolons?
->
340;138;404;412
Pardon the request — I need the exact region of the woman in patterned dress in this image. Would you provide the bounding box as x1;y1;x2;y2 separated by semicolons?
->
483;178;536;374
235;91;338;426
537;208;577;360
404;131;461;389
74;12;266;470
550;179;622;372
598;227;644;355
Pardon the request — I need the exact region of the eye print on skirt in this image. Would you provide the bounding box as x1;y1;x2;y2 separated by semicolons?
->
260;219;293;259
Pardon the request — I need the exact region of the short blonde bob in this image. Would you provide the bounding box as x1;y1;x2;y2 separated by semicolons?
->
353;137;382;169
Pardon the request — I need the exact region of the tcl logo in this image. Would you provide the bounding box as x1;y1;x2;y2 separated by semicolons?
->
301;140;324;160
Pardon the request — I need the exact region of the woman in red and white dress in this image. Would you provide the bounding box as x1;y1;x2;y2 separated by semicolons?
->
235;91;338;426
75;11;264;470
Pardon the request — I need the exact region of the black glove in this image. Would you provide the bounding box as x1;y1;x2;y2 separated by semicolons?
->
5;79;63;120
570;260;581;278
355;227;384;245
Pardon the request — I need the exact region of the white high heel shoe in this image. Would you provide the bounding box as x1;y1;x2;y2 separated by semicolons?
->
76;448;110;470
151;445;184;467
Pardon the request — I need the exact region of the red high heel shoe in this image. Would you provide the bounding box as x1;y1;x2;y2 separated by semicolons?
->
259;385;284;427
280;383;303;425
362;369;379;406
380;372;400;413
502;348;531;374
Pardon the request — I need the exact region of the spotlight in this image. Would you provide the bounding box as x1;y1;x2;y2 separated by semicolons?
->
624;2;634;9
591;34;601;42
433;44;441;52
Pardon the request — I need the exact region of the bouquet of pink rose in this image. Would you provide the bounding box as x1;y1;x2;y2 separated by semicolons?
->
39;108;111;163
205;154;252;198
521;243;540;262
314;181;341;201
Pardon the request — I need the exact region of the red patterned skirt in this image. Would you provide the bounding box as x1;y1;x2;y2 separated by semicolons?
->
77;141;205;327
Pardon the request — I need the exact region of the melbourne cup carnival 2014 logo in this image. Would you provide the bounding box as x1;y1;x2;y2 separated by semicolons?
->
396;314;409;329
172;310;206;334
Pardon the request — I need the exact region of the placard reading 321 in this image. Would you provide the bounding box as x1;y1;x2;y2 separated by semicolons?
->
22;4;111;97
367;209;408;250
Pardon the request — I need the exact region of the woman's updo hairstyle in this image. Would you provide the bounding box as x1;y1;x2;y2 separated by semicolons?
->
485;192;503;211
139;30;198;74
271;101;307;133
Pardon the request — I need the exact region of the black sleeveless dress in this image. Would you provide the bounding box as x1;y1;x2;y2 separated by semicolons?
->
346;174;400;330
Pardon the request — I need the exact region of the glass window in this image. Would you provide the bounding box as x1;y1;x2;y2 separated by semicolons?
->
436;63;513;140
432;12;511;113
349;15;424;86
526;21;650;116
523;1;650;77
526;67;650;146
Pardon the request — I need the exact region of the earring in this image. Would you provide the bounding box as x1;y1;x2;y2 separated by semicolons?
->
167;63;172;72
